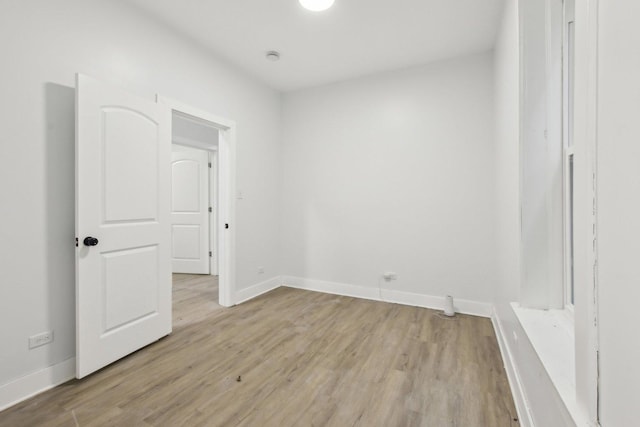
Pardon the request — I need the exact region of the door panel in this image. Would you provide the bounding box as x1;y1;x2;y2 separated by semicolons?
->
172;225;201;259
171;148;209;274
102;245;159;332
171;160;201;212
76;74;171;379
103;108;159;223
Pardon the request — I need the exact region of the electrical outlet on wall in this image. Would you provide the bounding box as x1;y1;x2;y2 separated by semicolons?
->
29;331;53;349
257;266;265;274
382;272;398;281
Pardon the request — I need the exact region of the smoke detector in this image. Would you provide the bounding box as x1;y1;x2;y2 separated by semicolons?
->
266;51;281;62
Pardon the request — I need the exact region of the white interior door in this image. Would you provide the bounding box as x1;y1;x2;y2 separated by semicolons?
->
75;74;171;379
171;146;210;274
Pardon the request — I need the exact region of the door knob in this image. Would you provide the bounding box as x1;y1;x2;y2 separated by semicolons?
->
83;236;99;247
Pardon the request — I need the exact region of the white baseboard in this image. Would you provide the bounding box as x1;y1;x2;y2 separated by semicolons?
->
0;357;75;412
283;276;379;301
491;309;534;427
234;275;283;305
282;276;492;318
381;288;492;317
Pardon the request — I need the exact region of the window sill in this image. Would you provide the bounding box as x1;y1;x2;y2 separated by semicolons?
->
510;302;588;426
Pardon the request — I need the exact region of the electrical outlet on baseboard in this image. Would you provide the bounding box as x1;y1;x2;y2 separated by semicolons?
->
29;331;53;349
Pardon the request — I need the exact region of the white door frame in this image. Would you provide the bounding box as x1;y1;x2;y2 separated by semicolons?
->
209;150;219;276
157;95;236;307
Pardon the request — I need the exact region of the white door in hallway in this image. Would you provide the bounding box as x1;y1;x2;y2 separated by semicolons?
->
171;147;210;274
75;74;172;379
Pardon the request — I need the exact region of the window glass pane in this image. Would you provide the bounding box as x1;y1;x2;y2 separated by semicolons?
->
569;154;575;304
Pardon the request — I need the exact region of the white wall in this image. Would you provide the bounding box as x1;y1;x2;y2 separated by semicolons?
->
597;1;640;425
281;53;497;304
0;0;281;389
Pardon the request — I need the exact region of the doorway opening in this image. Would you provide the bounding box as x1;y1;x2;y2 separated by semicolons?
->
171;116;220;323
158;95;236;309
171;117;218;276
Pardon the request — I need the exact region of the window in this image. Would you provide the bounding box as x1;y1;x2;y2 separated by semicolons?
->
563;0;576;307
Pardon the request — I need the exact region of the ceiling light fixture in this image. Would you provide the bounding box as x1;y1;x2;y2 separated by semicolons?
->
266;51;281;61
299;0;335;12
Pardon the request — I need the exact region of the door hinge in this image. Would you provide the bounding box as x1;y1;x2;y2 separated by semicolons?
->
208;162;212;168
225;223;229;229
208;207;212;213
75;237;78;247
209;251;212;257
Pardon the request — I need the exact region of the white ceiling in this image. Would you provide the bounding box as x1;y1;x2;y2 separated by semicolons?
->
126;0;506;92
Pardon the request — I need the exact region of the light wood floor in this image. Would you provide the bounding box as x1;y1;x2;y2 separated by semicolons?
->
0;274;518;426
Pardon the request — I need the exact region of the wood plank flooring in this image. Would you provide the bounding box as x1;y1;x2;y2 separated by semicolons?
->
0;274;518;426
